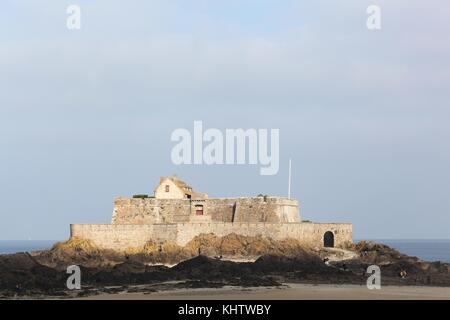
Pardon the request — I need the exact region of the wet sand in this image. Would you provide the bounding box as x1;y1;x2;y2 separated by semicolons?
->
81;284;450;300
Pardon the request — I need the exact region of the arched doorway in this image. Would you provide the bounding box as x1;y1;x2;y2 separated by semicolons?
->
323;231;334;248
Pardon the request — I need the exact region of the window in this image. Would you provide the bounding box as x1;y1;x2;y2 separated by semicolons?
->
195;205;204;215
165;185;170;192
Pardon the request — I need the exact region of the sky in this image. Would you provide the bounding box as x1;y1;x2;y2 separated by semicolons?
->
1;1;449;240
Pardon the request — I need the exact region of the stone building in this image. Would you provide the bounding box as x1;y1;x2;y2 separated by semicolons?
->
154;176;208;200
70;176;353;250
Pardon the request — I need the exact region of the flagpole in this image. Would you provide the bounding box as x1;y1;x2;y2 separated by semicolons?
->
288;158;292;199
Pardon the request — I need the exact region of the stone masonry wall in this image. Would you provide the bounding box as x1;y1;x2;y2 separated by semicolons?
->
111;198;192;224
175;222;352;247
111;197;300;225
70;222;352;251
206;198;299;223
70;224;178;251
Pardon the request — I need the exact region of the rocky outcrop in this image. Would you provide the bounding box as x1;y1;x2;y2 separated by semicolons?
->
0;252;66;295
34;234;319;269
1;238;449;298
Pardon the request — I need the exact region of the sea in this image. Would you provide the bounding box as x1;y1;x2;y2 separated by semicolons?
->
0;239;449;263
0;240;59;254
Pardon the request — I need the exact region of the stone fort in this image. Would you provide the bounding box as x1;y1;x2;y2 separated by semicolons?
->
70;176;353;250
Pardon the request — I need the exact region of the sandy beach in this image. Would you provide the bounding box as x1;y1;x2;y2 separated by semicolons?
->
80;283;450;300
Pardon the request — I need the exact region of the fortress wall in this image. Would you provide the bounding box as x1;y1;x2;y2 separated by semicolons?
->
275;199;300;223
112;198;159;224
206;198;300;223
158;199;191;222
175;222;282;245
175;222;351;247
112;197;299;224
112;198;191;224
71;222;352;250
70;224;178;251
203;199;235;222
282;223;353;248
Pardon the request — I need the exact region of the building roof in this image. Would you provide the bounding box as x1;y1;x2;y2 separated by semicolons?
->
157;175;208;199
160;175;193;192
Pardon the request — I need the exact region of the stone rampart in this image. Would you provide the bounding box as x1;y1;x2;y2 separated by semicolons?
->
111;197;300;224
70;222;352;251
